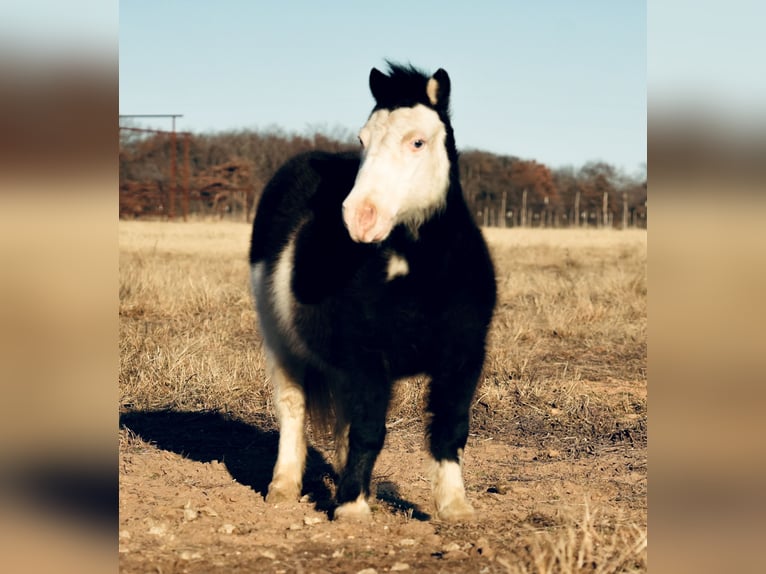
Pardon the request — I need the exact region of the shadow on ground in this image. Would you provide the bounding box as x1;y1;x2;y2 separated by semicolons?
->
119;410;430;520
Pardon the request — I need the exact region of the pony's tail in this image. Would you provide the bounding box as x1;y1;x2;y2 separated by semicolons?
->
303;367;338;437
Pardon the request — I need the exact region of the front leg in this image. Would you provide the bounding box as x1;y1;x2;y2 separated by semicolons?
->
426;357;484;521
333;377;390;521
266;353;307;503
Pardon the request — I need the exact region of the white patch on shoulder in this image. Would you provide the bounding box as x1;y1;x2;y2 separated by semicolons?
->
272;236;297;333
251;231;314;361
386;252;409;281
251;260;282;350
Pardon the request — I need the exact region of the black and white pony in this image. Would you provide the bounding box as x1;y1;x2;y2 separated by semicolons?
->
249;63;496;521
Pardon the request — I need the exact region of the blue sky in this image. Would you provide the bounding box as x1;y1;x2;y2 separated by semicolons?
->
119;1;646;174
648;1;766;117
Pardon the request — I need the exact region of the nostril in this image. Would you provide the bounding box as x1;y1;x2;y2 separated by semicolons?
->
358;202;377;230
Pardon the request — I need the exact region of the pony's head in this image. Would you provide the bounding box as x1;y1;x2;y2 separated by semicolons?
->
342;64;454;243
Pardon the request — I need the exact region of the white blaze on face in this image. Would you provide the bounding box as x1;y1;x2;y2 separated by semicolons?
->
342;104;450;243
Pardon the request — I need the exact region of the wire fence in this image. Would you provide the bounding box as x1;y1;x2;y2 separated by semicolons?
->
119;124;646;228
119;126;255;221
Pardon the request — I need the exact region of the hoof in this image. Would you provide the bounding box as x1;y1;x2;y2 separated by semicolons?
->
435;498;475;522
265;480;300;504
334;497;372;522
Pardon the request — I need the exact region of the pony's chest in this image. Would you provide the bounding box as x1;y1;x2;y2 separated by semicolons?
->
355;248;445;313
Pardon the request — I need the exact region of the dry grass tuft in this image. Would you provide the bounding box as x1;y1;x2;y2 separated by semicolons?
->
119;221;270;419
472;228;647;453
505;500;647;573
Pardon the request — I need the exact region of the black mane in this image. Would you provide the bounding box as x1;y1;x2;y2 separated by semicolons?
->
372;62;442;112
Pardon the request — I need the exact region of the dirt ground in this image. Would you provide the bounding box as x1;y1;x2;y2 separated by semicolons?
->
119;222;646;573
119;383;645;574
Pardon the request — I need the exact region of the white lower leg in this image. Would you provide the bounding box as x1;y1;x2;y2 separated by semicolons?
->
431;450;474;521
267;359;307;503
334;493;372;521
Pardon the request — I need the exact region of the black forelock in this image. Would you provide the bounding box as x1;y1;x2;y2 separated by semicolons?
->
372;61;435;111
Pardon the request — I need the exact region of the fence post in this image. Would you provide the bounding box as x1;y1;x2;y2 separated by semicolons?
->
168;130;177;220
501;190;507;228
521;189;528;227
622;192;628;230
574;190;580;228
183;133;190;221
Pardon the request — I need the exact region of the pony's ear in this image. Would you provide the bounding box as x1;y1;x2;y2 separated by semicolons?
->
369;67;389;103
427;68;451;110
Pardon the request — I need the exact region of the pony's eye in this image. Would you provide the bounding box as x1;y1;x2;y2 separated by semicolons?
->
411;139;426;150
358;136;365;148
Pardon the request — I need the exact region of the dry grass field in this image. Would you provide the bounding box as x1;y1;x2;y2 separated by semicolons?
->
119;220;646;573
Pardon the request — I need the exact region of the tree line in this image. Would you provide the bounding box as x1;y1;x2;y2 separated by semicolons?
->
119;126;646;228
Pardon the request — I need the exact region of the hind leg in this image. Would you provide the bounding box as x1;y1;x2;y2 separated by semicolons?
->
266;352;307;503
427;356;484;521
333;414;350;475
333;380;390;521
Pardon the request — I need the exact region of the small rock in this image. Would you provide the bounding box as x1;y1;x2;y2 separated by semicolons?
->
178;550;202;560
148;523;167;536
218;523;236;534
288;522;303;531
488;483;508;495
391;563;410;571
303;515;323;525
357;569;377;574
200;506;219;517
118;530;131;541
398;538;416;546
260;550;277;560
443;542;461;552
398;521;434;537
300;494;311;503
443;550;470;560
183;500;198;521
332;549;344;558
475;537;495;559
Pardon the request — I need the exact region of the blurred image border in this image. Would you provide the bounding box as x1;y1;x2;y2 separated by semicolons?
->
2;1;765;572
